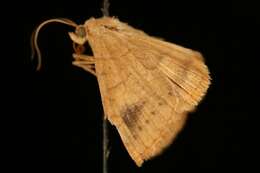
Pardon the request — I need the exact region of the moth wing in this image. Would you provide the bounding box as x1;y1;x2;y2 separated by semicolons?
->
89;28;210;166
125;34;211;108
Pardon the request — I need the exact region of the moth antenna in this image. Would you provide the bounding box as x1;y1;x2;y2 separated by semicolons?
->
31;18;78;71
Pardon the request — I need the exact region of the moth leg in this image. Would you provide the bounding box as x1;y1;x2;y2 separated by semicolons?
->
72;53;95;62
72;53;96;76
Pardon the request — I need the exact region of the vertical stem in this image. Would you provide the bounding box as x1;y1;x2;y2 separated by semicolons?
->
101;0;110;17
102;1;110;173
103;116;109;173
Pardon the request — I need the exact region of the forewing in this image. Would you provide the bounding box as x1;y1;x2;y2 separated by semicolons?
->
88;26;210;166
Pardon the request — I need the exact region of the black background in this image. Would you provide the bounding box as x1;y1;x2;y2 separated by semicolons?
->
4;0;259;172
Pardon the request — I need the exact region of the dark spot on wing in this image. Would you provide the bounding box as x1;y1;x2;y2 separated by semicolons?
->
121;101;146;130
132;134;137;139
145;119;150;124
138;126;143;131
168;91;173;96
104;25;119;31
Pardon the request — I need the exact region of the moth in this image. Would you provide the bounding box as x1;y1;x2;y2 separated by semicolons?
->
32;16;211;166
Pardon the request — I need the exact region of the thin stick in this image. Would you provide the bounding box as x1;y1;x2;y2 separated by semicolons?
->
101;0;110;16
103;116;109;173
102;1;110;173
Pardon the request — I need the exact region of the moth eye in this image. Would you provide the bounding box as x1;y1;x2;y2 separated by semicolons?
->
75;25;86;38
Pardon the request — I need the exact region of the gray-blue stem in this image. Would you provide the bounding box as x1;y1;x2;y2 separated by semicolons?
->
103;117;109;173
102;1;110;173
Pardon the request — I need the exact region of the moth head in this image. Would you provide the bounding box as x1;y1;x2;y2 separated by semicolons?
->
68;25;87;45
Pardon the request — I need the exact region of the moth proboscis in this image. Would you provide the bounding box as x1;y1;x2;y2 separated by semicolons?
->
31;16;211;166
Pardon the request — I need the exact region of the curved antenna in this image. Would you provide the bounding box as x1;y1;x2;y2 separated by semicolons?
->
31;18;78;71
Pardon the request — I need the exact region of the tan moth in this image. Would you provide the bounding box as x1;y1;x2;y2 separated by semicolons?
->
32;16;211;166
